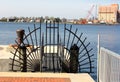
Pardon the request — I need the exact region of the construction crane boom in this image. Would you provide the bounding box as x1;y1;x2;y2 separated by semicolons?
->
86;5;95;20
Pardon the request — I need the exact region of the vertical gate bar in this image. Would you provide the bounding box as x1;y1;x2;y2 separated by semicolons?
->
34;24;38;47
63;24;66;66
21;46;27;72
67;25;72;49
64;24;66;46
39;20;42;72
53;21;55;72
45;21;47;70
28;27;34;48
41;33;44;72
65;26;72;64
59;38;62;72
53;21;55;45
57;22;60;72
28;27;38;64
34;24;39;60
24;34;30;45
40;20;42;46
49;21;52;70
71;29;78;46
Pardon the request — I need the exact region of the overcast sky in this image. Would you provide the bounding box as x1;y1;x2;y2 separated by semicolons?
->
0;0;119;19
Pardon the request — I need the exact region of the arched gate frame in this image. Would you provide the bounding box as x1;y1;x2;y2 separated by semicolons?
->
9;21;94;73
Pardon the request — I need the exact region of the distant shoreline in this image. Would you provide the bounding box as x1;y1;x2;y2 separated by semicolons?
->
0;21;120;26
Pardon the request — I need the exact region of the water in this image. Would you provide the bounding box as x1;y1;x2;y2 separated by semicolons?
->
0;22;120;81
1;22;120;53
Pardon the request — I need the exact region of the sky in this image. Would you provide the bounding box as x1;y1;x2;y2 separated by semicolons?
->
0;0;120;19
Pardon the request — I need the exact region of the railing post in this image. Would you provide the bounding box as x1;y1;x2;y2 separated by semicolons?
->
70;44;79;73
16;29;24;45
40;33;44;72
16;29;27;72
20;46;27;72
97;34;100;82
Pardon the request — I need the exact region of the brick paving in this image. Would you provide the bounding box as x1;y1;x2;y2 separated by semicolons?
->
0;77;71;82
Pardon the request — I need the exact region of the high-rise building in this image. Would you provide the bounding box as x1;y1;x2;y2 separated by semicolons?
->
98;4;119;23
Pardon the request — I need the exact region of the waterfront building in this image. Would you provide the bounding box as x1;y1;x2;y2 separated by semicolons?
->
118;10;120;22
7;17;16;22
98;4;119;24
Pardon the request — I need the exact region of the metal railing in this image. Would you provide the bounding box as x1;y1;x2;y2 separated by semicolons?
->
97;34;120;82
98;47;120;82
9;22;94;73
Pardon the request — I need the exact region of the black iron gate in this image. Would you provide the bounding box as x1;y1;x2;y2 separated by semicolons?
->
9;21;94;73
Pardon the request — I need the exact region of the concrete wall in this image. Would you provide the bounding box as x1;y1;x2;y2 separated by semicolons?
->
0;59;10;72
0;45;13;72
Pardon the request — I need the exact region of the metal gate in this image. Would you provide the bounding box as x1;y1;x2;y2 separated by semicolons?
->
9;21;94;73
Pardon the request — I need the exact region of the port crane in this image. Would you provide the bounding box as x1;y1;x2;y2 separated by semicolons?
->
80;5;95;24
86;5;95;21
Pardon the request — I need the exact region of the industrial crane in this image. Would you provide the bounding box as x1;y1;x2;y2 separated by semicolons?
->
80;5;95;24
86;5;95;21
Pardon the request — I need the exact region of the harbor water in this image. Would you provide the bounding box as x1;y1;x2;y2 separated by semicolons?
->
0;22;120;53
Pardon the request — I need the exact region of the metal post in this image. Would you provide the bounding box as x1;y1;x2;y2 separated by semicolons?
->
97;34;100;82
16;29;24;45
40;33;44;72
21;46;27;72
16;29;27;72
70;44;79;73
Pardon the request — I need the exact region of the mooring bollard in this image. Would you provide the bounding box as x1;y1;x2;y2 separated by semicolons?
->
16;29;27;72
70;44;79;73
16;29;25;45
